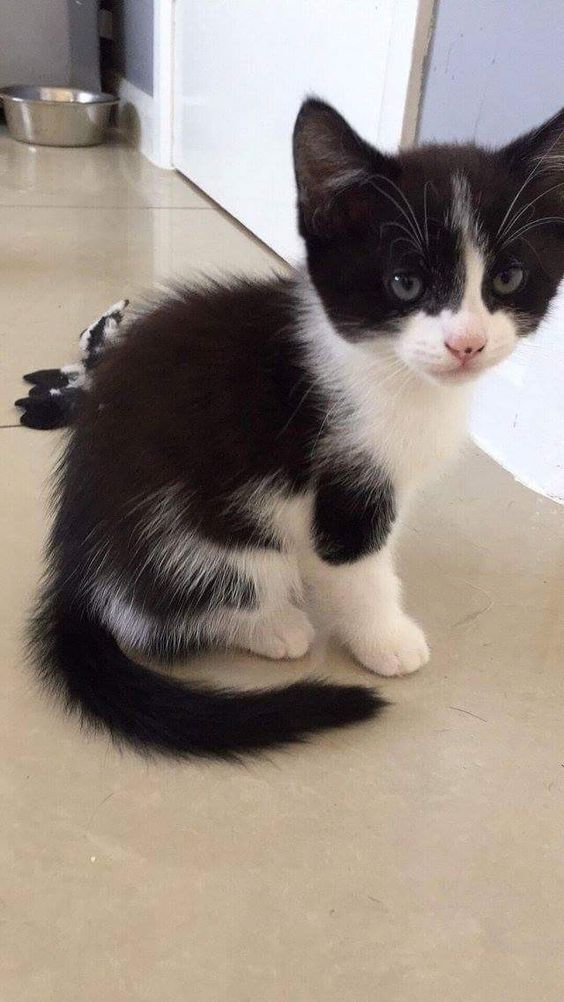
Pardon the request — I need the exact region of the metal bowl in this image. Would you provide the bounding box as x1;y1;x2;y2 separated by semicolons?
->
0;86;118;147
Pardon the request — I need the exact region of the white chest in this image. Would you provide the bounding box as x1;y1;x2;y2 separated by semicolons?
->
334;348;471;493
300;285;472;495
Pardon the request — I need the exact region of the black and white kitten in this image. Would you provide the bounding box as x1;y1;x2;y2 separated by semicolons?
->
32;99;564;758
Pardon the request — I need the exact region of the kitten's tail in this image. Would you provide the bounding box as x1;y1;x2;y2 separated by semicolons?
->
30;589;384;759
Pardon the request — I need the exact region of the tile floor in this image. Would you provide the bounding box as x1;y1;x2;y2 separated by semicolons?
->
2;129;564;1001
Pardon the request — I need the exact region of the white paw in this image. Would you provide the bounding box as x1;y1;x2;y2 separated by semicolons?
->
245;607;316;661
349;614;430;676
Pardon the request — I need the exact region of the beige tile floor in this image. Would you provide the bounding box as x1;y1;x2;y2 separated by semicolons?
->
1;129;564;1001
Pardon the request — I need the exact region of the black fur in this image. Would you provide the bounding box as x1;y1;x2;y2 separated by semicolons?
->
16;387;83;430
24;368;73;389
314;466;396;564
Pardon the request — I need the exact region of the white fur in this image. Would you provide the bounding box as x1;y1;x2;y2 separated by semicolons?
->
241;605;315;660
449;172;480;245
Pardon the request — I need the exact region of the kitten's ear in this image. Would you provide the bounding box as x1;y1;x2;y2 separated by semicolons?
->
293;98;397;237
499;106;564;175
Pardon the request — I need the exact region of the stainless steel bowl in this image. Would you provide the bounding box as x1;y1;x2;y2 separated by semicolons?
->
0;86;118;147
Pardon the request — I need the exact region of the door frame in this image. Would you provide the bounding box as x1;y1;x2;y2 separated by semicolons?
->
152;0;175;168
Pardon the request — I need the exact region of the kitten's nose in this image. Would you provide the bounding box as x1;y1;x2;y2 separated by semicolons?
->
444;324;487;362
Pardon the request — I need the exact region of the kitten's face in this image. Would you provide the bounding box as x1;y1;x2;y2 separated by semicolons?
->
294;100;564;385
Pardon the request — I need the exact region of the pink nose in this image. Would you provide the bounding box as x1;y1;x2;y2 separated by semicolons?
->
444;326;487;362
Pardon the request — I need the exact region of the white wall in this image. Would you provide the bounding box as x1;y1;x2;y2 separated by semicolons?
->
419;0;564;502
472;299;564;503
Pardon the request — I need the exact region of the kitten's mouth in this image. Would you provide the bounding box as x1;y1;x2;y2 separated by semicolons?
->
430;362;483;383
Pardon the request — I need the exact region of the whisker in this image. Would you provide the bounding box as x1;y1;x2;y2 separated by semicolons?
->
517;235;549;273
366;177;424;254
423;179;431;251
275;384;314;438
380;220;421;255
498;180;564;244
499;215;564;249
374;174;426;248
374;362;411;391
379;174;426;247
497;129;564;239
389;235;420;257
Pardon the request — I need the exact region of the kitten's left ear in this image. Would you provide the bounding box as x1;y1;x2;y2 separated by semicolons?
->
499;106;564;175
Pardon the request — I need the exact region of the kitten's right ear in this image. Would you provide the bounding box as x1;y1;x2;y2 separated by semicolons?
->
293;98;397;237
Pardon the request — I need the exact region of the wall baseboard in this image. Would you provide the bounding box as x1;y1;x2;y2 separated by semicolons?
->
109;72;172;169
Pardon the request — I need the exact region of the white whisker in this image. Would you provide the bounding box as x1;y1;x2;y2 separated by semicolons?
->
367;177;424;254
499;215;564;250
423;179;431;250
497;129;564;240
374;174;426;248
498;180;564;244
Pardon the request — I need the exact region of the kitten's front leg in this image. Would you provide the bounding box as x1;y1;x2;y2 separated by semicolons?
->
309;546;429;675
306;471;429;676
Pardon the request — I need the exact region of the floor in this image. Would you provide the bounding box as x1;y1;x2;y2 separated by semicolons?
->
2;130;564;1002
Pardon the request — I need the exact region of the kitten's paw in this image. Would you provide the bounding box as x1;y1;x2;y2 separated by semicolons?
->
245;607;316;661
349;614;430;676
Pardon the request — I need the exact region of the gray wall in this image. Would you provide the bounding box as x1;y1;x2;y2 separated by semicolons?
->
111;0;154;96
0;0;100;91
419;0;564;145
0;0;153;97
68;0;101;91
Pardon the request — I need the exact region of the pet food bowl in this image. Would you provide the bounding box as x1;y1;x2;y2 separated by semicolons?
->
0;86;118;147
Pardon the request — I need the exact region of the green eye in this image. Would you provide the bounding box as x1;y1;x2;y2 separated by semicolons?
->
492;264;526;296
389;272;424;303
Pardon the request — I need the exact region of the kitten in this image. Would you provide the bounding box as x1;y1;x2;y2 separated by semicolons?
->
31;99;564;758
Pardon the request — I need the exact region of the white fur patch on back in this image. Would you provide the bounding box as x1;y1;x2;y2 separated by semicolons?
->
87;481;306;654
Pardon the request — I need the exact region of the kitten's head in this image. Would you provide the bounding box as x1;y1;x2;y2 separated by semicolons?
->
294;98;564;384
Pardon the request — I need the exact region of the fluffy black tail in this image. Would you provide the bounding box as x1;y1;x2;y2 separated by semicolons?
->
30;592;385;759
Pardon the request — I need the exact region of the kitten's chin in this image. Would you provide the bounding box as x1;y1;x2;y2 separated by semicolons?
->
402;359;485;388
395;344;511;387
431;365;484;386
427;353;514;385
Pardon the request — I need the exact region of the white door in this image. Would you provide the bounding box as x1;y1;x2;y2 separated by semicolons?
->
172;1;428;261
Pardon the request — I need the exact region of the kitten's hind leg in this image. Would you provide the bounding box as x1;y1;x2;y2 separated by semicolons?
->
132;602;316;664
238;604;316;661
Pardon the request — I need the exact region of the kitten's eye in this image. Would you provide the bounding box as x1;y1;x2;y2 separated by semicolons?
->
389;272;424;303
492;265;526;296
